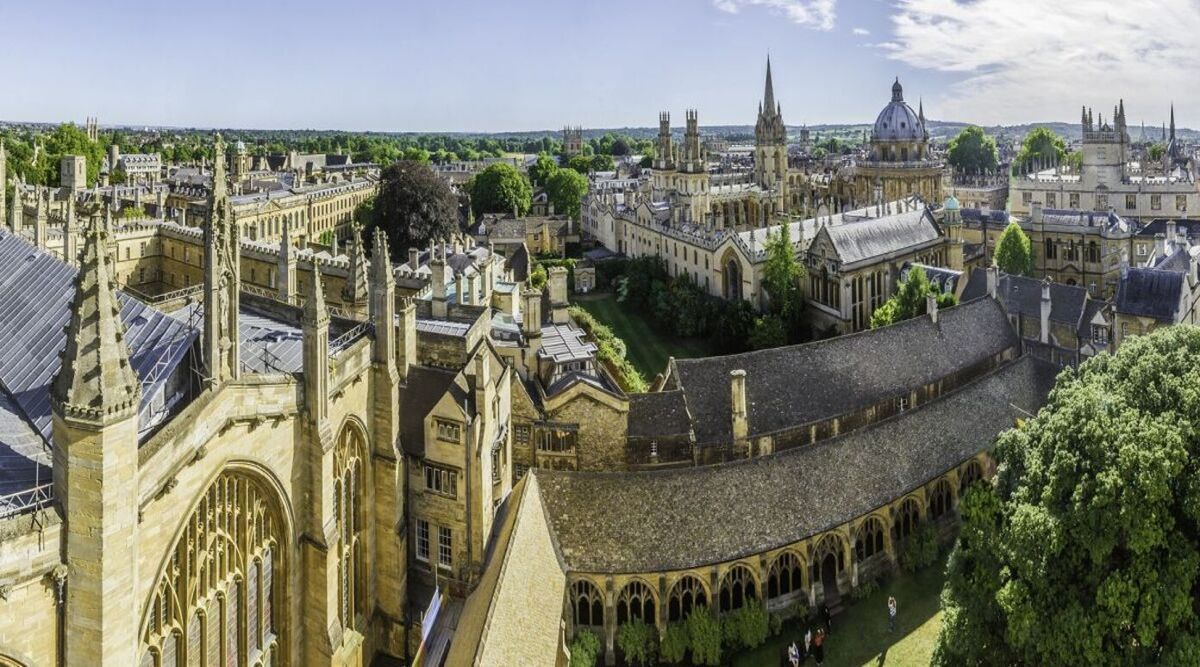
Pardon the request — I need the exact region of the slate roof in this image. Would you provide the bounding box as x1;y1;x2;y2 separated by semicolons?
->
1137;219;1200;238
668;297;1018;445
0;230;197;497
960;269;1090;327
1115;268;1184;321
823;208;940;266
399;366;464;457
627;391;691;439
536;356;1058;573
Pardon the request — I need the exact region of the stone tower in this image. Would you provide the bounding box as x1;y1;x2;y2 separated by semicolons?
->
563;126;584;157
342;223;370;315
51;217;142;665
60;155;87;191
203;135;240;388
676;110;711;223
755;56;789;210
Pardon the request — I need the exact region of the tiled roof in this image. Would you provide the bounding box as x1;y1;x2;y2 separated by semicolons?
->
823;208;940;266
1115;268;1184;321
627;391;691;438
669;297;1018;445
399;366;463;457
537;356;1058;573
960;269;1090;326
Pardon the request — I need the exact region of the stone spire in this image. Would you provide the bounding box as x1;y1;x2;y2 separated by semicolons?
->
301;259;329;426
277;217;296;304
763;55;776;114
342;223;369;308
370;227;396;368
1170;102;1176;140
203;134;240;388
34;187;48;249
52;217;140;425
9;176;20;233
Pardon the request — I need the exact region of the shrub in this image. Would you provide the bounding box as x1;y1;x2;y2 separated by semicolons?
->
568;629;601;667
850;578;880;601
530;263;548;290
616;619;657;667
659;622;690;664
568;305;646;392
899;523;940;573
749;315;787;350
684;607;722;666
769;611;784;637
721;600;771;651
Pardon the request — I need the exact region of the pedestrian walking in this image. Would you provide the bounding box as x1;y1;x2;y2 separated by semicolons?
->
788;640;800;667
812;627;826;666
888;596;898;633
804;626;812;655
822;603;832;633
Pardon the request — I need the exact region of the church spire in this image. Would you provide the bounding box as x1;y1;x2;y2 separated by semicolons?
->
763;55;776;114
1170;102;1176;139
52;217;140;425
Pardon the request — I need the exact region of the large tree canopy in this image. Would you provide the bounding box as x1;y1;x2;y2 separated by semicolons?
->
366;160;460;254
947;126;999;174
467;163;531;216
993;221;1034;276
1015;127;1066;171
935;326;1200;666
545;168;589;220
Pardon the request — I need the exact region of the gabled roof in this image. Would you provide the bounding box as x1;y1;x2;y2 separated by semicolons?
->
819;208;940;266
1115;268;1185;321
399;366;465;457
668;297;1018;445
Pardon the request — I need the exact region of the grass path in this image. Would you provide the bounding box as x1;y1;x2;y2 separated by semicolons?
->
734;553;948;667
574;293;712;379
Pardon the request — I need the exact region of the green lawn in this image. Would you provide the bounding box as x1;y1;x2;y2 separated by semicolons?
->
734;553;948;667
574;293;712;379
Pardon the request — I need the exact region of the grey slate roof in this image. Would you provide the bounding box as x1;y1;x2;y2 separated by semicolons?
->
627;391;691;439
399;366;464;457
824;208;940;266
669;297;1018;445
0;230;197;496
537;356;1058;573
960;269;1089;326
1115;268;1184;321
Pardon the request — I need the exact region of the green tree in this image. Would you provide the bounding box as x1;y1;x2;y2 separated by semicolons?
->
934;326;1200;666
529;263;548;290
545;168;589;219
749;315;787;350
1148;143;1166;161
761;223;805;321
993;221;1034;276
368;160;460;255
616;619;657;667
659;623;689;664
1015;127;1066;171
869;265;956;328
528;152;558;187
567;155;594;175
946;126;999;174
591;154;615;172
568;629;601;667
685;607;722;666
109;167;128;185
467;163;532;216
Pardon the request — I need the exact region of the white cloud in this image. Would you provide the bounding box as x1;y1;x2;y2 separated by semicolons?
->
713;0;837;30
852;27;870;35
880;0;1200;126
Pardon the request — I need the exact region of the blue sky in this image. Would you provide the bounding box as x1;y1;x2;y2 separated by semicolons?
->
0;0;1193;132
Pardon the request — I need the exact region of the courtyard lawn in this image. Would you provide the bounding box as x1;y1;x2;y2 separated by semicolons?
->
573;293;712;379
734;552;949;667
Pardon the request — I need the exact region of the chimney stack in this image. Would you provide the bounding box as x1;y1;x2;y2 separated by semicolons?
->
548;266;569;324
522;287;543;372
1040;278;1052;344
730;369;749;453
430;250;448;318
926;292;938;324
409;246;420;272
985;266;999;300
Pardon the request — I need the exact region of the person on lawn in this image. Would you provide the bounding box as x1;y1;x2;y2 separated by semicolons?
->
888;595;898;633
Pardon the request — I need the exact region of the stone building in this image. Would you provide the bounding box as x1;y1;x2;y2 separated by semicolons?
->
849;79;943;205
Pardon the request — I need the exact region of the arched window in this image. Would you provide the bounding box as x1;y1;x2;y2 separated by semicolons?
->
767;552;804;600
571;580;604;628
855;518;886;562
616;580;656;625
139;470;285;666
960;460;984;495
719;564;757;612
335;423;368;631
928;479;954;520
667;576;707;622
893;497;922;541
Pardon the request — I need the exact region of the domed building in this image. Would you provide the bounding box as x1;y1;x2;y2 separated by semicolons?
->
852;78;943;207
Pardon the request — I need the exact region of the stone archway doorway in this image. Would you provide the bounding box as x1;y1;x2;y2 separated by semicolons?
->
821;553;840;606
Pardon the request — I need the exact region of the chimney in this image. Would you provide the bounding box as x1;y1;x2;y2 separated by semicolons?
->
1040;278;1052;344
474;351;491;425
1154;232;1167;260
522;287;543;372
730;369;749;451
1167;220;1178;246
926;292;938;324
985;266;999;300
548;266;569;324
430;252;448;318
1031;200;1043;223
409;246;419;271
397;297;416;381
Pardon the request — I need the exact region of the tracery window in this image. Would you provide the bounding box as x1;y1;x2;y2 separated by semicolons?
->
855;517;886;561
767;552;804;600
928;479;954;520
893;497;922;541
334;424;367;631
959;460;984;494
571;580;604;628
616;580;656;625
718;564;757;612
139;470;283;667
667;576;707;622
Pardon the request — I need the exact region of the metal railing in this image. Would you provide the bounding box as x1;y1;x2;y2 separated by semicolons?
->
0;483;54;521
328;322;373;356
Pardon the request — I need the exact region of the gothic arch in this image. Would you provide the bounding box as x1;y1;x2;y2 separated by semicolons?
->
893;495;923;541
719;248;744;302
667;575;708;622
766;550;805;601
334;418;370;632
812;532;847;574
718;563;758;612
139;463;293;667
570;579;604;629
960;459;984;494
615;579;657;626
854;515;887;562
927;478;954;520
0;650;30;667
